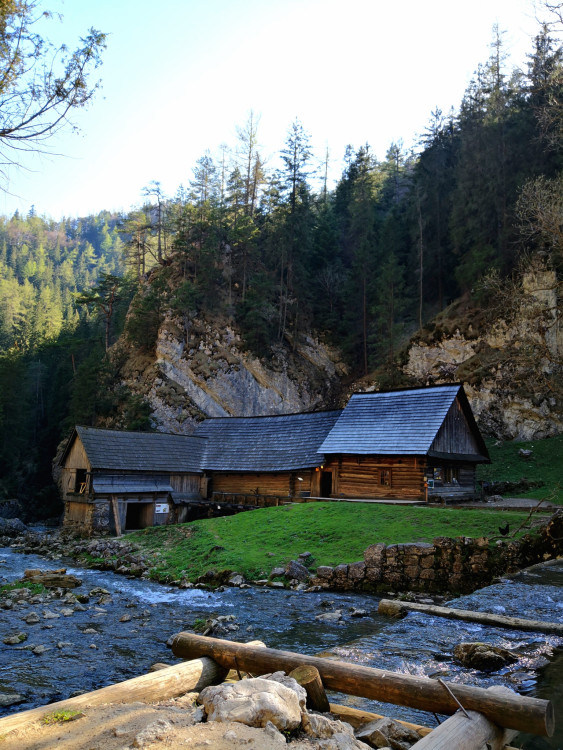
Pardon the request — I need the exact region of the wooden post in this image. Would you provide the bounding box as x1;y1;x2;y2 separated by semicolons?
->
289;665;330;713
409;709;518;750
378;599;563;636
0;656;227;737
170;633;554;737
111;495;121;537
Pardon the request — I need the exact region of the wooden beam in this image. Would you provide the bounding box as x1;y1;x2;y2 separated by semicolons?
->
378;599;563;636
289;665;330;713
0;656;228;737
111;494;121;537
409;709;518;750
170;633;554;737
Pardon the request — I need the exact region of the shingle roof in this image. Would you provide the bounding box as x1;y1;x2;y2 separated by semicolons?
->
319;385;469;456
71;426;206;473
193;410;342;471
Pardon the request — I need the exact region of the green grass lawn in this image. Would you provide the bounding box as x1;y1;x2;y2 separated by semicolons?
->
127;503;536;583
477;435;563;504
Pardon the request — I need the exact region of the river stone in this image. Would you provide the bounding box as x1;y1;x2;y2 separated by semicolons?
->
270;567;286;577
3;632;27;645
23;612;40;624
454;642;518;672
0;692;25;707
315;610;342;622
42;610;60;619
199;677;302;731
355;716;421;749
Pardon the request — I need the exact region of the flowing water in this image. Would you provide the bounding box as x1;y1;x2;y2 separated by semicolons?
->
0;546;561;748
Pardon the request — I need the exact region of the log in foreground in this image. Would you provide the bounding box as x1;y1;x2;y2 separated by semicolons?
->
0;656;228;738
410;709;517;750
171;632;554;737
378;598;563;636
289;665;330;713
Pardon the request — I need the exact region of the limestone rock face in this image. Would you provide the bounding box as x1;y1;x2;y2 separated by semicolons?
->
199;677;302;731
403;270;562;440
120;314;346;434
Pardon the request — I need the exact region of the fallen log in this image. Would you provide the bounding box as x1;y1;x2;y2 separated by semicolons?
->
170;633;554;737
378;598;563;636
0;655;227;737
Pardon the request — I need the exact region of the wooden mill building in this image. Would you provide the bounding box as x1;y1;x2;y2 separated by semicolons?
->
59;384;490;533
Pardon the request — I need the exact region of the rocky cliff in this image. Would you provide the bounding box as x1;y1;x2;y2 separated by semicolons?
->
112;266;561;441
118;312;348;434
402;268;562;440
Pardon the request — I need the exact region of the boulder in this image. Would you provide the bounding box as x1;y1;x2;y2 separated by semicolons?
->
199;677;302;731
355;716;421;749
262;671;307;709
453;642;518;672
315;610;342;622
0;517;27;535
302;712;370;749
285;560;311;581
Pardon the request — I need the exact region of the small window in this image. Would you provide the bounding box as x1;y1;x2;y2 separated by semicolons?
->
444;467;460;484
380;469;391;486
75;468;87;493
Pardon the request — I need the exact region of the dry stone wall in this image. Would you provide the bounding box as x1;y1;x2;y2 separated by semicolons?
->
312;511;563;595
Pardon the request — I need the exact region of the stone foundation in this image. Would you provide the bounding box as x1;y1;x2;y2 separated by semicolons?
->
311;511;563;595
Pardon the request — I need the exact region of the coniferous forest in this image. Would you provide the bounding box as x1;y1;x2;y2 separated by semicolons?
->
0;23;562;517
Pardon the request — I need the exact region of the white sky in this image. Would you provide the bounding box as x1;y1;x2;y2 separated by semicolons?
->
0;0;550;220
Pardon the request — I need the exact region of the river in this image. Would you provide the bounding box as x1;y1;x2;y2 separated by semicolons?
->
0;546;561;748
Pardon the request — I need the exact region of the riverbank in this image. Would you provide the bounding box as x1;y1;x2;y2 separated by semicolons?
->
3;503;560;597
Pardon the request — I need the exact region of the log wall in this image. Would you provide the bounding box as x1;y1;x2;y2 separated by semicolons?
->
325;456;425;499
211;471;313;497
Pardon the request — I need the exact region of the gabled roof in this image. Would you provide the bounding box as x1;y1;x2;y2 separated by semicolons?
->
193;410;342;471
319;385;487;458
62;426;207;473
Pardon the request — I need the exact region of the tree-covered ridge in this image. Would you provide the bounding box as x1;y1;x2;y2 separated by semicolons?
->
120;25;562;377
0;209;124;349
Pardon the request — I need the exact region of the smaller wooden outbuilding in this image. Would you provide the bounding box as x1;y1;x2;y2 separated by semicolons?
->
59;426;207;534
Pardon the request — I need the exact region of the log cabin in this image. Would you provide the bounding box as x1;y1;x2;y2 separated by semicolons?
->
59;426;207;534
59;384;489;532
317;385;490;501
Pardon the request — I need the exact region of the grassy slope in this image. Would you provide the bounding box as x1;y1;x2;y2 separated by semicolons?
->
477;435;563;505
128;503;535;582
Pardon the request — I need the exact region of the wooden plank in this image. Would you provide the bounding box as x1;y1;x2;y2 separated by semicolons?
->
111;495;121;536
0;656;228;737
410;709;518;750
170;633;554;737
378;599;563;636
